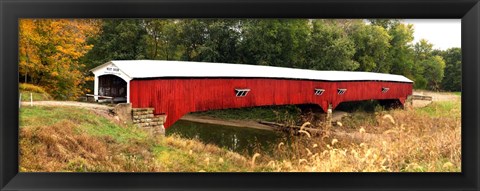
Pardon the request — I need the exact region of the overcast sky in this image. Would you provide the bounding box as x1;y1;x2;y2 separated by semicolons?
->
402;19;461;50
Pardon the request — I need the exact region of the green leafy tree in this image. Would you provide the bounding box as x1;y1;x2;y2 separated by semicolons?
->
82;19;149;69
385;23;415;79
413;40;446;90
437;48;461;91
176;19;243;63
177;19;209;61
414;39;433;60
144;19;183;60
238;19;310;68
421;55;446;90
368;19;401;30
370;20;415;76
196;19;242;63
304;20;358;71
411;39;432;89
348;22;391;72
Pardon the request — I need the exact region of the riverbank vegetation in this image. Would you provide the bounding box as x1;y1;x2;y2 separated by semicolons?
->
20;93;460;172
19;19;461;100
262;98;461;172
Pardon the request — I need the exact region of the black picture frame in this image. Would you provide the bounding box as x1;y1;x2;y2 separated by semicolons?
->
1;0;479;190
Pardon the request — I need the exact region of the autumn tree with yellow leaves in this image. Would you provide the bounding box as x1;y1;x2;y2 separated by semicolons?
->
19;19;100;100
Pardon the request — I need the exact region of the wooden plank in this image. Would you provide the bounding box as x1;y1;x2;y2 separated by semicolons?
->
410;95;433;101
86;94;114;99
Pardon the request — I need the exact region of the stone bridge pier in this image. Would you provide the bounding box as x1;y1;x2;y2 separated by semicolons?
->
114;103;166;134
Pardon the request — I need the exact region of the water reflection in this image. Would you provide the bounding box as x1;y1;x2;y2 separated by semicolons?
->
166;120;287;155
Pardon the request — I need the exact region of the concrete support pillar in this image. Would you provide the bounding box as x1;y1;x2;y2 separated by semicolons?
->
157;114;167;135
326;103;333;129
114;103;132;123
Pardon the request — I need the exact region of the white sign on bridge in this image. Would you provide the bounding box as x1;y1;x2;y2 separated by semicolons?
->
104;66;122;76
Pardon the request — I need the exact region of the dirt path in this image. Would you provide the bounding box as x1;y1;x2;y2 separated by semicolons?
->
412;90;459;102
20;101;126;126
411;91;460;108
20;101;113;111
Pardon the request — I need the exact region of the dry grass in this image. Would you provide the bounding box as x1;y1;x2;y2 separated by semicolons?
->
21;120;116;172
253;99;461;172
20;119;162;172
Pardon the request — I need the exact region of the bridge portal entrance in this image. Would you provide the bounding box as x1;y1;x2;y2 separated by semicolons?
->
98;74;127;102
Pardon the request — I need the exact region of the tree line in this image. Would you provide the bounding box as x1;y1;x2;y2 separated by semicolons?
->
19;19;461;100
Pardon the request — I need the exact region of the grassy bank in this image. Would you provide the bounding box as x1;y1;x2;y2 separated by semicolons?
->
20;95;461;172
19;83;52;101
20;106;255;172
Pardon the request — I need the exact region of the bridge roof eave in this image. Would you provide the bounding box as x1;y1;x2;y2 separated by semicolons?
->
94;60;414;83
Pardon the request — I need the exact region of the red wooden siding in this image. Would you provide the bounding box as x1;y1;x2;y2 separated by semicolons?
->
130;78;413;128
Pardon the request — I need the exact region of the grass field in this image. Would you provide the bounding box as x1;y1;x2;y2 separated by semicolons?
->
20;91;52;101
19;94;461;172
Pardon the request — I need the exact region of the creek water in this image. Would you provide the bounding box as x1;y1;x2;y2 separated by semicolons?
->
166;120;288;155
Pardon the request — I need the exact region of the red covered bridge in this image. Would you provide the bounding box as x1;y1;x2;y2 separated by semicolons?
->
91;60;413;129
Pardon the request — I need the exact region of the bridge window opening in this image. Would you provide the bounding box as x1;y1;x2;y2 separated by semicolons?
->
314;88;325;96
382;87;389;93
337;88;347;95
235;89;250;97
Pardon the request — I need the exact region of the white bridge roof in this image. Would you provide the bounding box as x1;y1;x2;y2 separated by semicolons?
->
92;60;413;83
